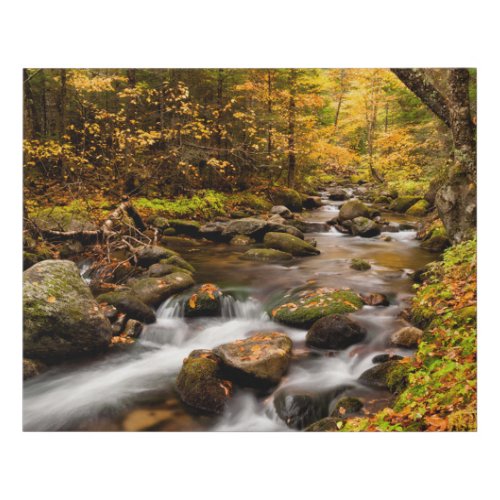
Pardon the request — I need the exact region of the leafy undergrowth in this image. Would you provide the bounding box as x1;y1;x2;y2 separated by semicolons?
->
343;238;477;432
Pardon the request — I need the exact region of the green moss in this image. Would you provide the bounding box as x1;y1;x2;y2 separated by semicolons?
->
350;258;371;271
228;192;271;211
270;288;363;329
406;199;430;216
389;196;422;213
269;187;303;212
386;363;411;394
162;255;195;273
135;190;227;219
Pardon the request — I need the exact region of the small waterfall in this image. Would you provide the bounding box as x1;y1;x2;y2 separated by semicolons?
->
220;295;265;320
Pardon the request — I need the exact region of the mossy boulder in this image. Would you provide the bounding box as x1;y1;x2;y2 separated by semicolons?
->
167;219;201;236
130;272;195;307
176;350;233;414
23;260;112;363
350;217;381;237
406;199;430;216
274;388;327;429
136;245;178;267
338;199;371;222
32;206;97;232
305;417;341;432
263;232;320;257
96;291;156;324
359;360;410;394
389;196;421;213
331;397;363;418
350;258;371;271
270;288;364;329
421;232;451;252
214;332;293;387
374;195;392;205
390;326;423;348
306;314;367;349
161;255;195;273
199;221;229;242
148;262;190;278
270;187;303;212
240;248;294;263
184;284;223;317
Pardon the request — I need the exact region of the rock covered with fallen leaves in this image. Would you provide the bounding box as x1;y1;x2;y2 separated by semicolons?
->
184;283;223;317
176;350;233;414
23;260;112;363
270;286;364;329
214;332;293;387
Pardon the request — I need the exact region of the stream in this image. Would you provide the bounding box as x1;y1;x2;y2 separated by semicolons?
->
23;191;436;431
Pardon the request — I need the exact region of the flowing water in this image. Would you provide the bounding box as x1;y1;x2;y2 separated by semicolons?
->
23;192;436;431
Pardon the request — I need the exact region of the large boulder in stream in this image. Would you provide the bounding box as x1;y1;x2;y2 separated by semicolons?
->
263;232;320;256
136;245;178;267
176;350;233;414
350;217;381;237
240;248;294;263
167;219;201;237
23;260;112;363
222;217;269;240
96;291;156;324
389;196;421;213
130;272;195;307
359;360;410;394
270;187;303;212
214;332;293;387
390;326;423;348
270;205;293;219
338;199;371;222
270;287;364;329
274;388;327;429
329;187;349;201
303;196;323;209
306;314;367;349
184;283;223;318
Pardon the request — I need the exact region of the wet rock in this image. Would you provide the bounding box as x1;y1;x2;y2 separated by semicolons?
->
222;217;269;240
372;353;404;364
331;397;363;418
306;314;367;349
421;233;450;252
136;245;178;267
303;196;323;209
350;216;381;237
199;221;229;242
390;326;423;348
123;319;143;338
350;258;371;271
406;199;430;216
23;358;46;380
263;232;320;256
338;199;371;222
329;187;349;201
148;262;189;278
373;195;392;205
130;272;195;307
327;216;339;226
361;293;390;307
184;283;223;318
359;360;409;393
266;221;305;239
305;417;341;432
271;287;364;329
270;205;293;219
176;350;233;414
59;240;84;259
214;332;293;387
230;234;255;246
111;313;127;335
274;388;327;429
389;196;422;213
96;291;156;324
23;260;112;363
167;219;200;237
161;255;195;273
410;267;430;284
398;222;417;231
240;248;294;263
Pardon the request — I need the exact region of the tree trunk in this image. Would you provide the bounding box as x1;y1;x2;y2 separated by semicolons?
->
23;69;41;139
392;68;476;243
287;69;297;189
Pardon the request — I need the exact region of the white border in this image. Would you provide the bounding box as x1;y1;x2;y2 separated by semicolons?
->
1;1;499;499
